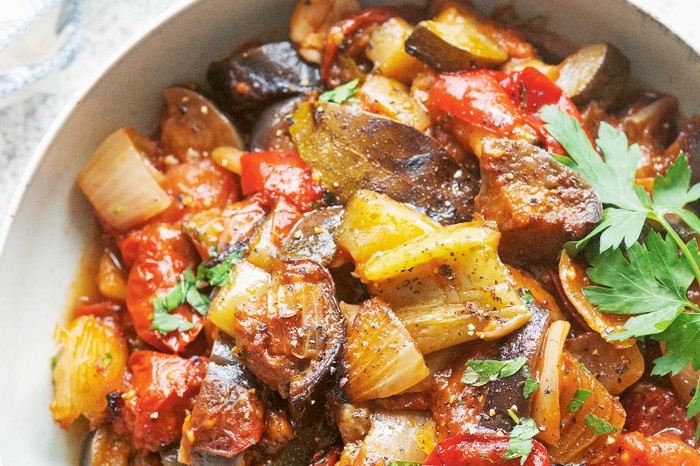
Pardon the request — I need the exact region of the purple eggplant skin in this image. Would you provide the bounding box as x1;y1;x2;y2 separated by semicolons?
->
207;41;321;113
281;206;344;267
249;96;304;152
479;304;551;432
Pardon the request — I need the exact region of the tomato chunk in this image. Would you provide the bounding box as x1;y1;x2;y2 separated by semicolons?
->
155;157;239;223
598;431;700;466
114;351;208;452
424;433;550;466
240;151;322;212
122;223;202;353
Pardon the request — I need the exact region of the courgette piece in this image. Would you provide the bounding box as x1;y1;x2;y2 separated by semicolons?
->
404;7;508;71
556;43;630;106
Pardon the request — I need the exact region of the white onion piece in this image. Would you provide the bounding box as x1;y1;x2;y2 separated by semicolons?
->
532;320;570;446
342;298;429;402
355;411;433;464
77;129;171;232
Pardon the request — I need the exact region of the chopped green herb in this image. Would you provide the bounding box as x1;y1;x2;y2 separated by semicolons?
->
521;288;534;306
50;354;58;371
151;266;207;333
387;462;421;466
522;367;539;398
585;414;619;435
102;352;113;369
567;388;592;413
319;79;360;104
196;248;244;287
462;357;527;387
503;417;539;464
113;204;124;214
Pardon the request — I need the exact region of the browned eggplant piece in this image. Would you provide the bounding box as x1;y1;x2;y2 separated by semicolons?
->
476;138;602;265
159;88;243;161
249;96;304;152
290;102;479;224
280;206;344;266
265;416;339;466
556;43;630;107
233;260;345;421
479;305;551;432
207;41;321;112
187;334;266;465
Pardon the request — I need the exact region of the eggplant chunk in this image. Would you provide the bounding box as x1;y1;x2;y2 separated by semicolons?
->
479;305;551;432
187;335;265;464
281;206;344;266
233;260;345;420
207;41;321;112
405;7;508;72
160;88;243;161
290;102;479;224
476;138;602;264
556;43;630;107
249;96;304;152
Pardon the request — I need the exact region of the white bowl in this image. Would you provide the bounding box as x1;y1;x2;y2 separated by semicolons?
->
0;0;698;464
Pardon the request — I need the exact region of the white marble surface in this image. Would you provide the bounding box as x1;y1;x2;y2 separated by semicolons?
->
0;0;698;219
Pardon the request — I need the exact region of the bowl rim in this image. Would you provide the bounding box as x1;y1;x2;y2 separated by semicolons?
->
0;0;699;464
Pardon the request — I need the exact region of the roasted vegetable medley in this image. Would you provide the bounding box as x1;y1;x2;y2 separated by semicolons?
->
53;1;700;465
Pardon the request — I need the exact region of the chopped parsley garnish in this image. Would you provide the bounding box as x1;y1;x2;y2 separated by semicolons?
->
542;105;700;438
151;248;245;334
503;417;539;464
102;352;113;369
387;462;421;466
462;357;527;386
319;78;360;104
522;367;539;398
113;204;124;214
567;388;592;413
196;248;244;287
585;414;619;435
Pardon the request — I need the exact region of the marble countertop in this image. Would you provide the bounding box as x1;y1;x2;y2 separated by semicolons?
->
0;0;698;219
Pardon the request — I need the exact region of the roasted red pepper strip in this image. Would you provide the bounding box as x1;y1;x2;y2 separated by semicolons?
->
501;66;591;153
423;433;550;466
240;151;322;212
321;7;400;82
429;70;525;136
120;223;203;353
115;351;208;452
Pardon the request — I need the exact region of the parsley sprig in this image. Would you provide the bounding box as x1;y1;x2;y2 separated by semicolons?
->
319;78;360;104
541;105;700;439
503;417;539;464
150;249;243;334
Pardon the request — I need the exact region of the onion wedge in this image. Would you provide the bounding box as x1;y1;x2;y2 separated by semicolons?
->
342;298;429;402
77;129;171;232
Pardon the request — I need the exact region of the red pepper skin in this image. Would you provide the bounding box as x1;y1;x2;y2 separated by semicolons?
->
429;70;524;136
115;351;208;452
121;223;203;353
320;7;400;82
240;151;322;212
423;433;550;466
501;66;591;153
